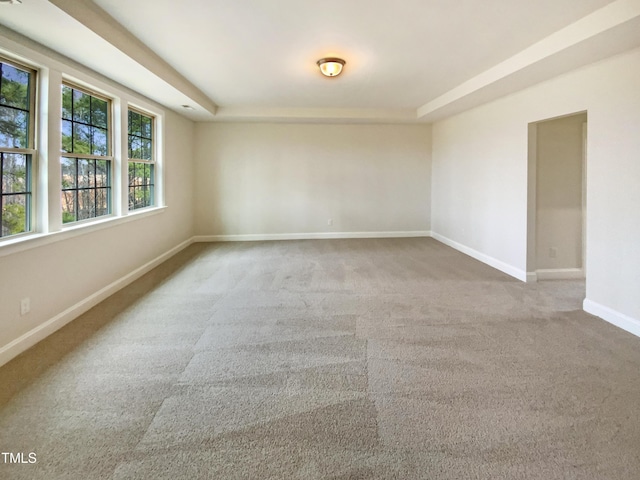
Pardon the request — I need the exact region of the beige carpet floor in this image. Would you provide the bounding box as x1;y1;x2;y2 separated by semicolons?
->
1;238;639;479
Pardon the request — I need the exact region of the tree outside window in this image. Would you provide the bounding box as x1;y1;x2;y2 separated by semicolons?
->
0;59;33;238
128;109;154;210
61;85;112;224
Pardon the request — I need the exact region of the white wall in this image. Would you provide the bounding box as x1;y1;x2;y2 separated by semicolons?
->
431;47;640;332
535;113;586;271
194;123;431;238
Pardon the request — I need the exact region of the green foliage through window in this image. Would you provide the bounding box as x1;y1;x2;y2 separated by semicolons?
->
61;85;111;224
0;62;31;150
1;58;33;238
61;157;111;223
128;109;153;160
61;85;109;156
128;161;154;210
1;152;31;237
128;109;154;210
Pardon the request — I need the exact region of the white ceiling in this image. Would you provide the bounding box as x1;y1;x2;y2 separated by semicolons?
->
1;0;640;122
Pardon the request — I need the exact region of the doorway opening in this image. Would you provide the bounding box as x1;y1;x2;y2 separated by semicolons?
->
527;111;587;282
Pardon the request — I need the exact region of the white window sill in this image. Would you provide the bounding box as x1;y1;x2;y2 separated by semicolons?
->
0;206;168;258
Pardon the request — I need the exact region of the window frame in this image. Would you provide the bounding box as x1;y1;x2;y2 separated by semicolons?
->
0;55;37;240
60;82;114;225
0;38;167;254
127;106;156;211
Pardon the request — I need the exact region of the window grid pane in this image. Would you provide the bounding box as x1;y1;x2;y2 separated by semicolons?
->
61;85;112;224
128;110;153;161
128;109;154;210
128;161;154;210
0;61;31;149
61;85;110;156
1;152;32;237
0;58;33;239
61;156;111;224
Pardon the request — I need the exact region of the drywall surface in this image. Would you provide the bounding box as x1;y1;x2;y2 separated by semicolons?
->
194;123;431;237
536;113;586;270
0;110;195;360
431;106;530;276
432;47;640;323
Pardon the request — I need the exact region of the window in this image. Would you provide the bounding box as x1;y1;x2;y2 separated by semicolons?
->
0;43;164;250
128;108;154;210
0;58;34;238
61;84;111;223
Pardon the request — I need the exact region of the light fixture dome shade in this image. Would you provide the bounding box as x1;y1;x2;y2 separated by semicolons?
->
317;57;345;77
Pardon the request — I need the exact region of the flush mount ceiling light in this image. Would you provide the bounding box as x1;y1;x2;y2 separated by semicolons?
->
0;0;23;4
317;57;345;77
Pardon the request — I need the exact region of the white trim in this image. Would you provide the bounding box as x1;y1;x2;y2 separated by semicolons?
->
431;232;528;281
0;237;193;368
584;299;640;339
193;231;432;242
582;121;588;277
536;268;585;280
213;106;418;124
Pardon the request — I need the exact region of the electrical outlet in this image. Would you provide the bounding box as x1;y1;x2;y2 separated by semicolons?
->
549;247;558;258
20;297;30;316
327;218;333;226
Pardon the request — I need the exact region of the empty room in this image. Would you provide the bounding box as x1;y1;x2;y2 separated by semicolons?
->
1;0;640;478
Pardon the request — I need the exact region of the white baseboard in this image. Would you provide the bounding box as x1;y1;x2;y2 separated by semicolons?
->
536;268;584;280
194;231;432;242
431;232;527;282
583;299;640;339
0;237;194;368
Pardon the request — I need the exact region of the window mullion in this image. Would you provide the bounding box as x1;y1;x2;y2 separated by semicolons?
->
45;69;63;233
0;148;37;155
66;153;114;161
93;160;97;218
1;153;4;238
26;155;32;232
75;157;79;222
